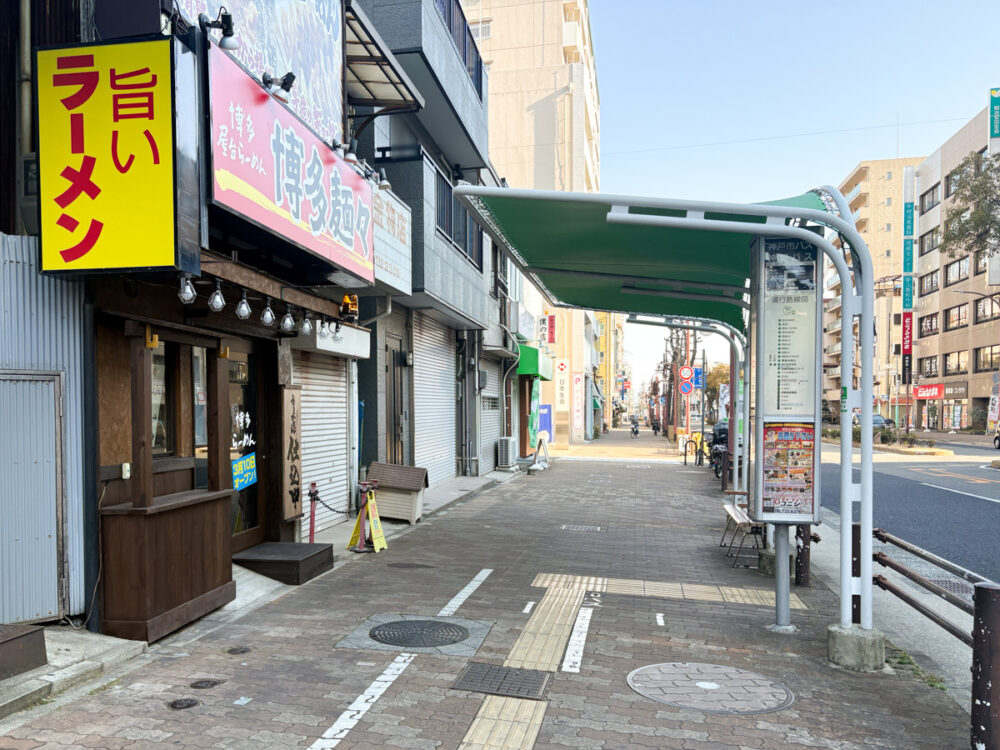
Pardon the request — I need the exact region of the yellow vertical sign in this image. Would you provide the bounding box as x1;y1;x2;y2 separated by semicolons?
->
347;490;388;553
36;39;175;271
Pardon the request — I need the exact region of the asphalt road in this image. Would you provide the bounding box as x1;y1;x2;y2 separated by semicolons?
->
820;442;1000;583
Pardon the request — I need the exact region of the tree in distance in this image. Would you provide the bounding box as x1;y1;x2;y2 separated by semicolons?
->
939;150;1000;259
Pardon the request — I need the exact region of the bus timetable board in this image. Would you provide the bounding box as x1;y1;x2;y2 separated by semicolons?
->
750;236;822;525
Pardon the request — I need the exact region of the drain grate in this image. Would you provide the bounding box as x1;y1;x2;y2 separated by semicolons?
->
628;663;793;715
369;620;469;648
387;563;437;569
561;524;602;532
928;579;975;597
452;662;551;700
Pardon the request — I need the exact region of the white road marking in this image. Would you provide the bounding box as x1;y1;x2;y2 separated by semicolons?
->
437;568;493;616
310;568;493;749
655;613;665;627
523;601;536;614
921;483;1000;504
309;653;415;749
561;606;594;673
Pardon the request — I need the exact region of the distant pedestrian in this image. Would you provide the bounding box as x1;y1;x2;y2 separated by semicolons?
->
652;418;660;436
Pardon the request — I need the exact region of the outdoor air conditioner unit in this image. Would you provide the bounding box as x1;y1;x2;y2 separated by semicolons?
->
497;436;516;468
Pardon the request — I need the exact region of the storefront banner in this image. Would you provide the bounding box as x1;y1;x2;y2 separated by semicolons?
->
373;189;411;295
944;381;969;399
547;314;556;344
281;387;303;521
901;312;912;355
914;383;944;400
555;360;569;411
538;404;553;443
992;88;1000;139
209;45;374;283
232;452;258;490
988;394;1000;431
572;373;584;431
903;239;913;274
528;379;540;447
177;0;343;145
902;276;913;310
37;39;176;271
761;422;815;518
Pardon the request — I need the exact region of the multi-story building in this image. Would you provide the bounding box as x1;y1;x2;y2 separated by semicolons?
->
460;0;604;444
595;311;625;428
822;157;923;421
912;110;995;430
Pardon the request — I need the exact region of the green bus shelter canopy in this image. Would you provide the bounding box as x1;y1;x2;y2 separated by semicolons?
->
455;187;830;333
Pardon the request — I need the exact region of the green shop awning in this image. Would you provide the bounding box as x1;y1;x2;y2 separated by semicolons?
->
517;345;553;380
455;187;831;333
592;398;601;410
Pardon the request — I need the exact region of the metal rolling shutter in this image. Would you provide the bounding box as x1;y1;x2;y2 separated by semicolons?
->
293;350;350;530
480;358;501;473
413;313;456;486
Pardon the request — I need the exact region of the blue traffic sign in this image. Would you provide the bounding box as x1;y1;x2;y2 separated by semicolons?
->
679;381;694;395
693;367;704;388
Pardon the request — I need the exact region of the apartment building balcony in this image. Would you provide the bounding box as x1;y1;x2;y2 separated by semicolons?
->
850;207;868;233
358;0;489;169
827;317;842;334
825;295;842;313
825;341;842;356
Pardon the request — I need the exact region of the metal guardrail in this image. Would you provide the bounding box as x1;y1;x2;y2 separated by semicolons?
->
867;527;1000;747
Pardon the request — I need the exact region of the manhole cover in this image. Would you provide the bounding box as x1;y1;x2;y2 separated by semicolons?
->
627;663;794;715
561;524;602;532
452;662;551;700
227;646;251;655
168;698;200;710
190;679;222;689
387;563;437;569
928;579;974;597
369;620;469;647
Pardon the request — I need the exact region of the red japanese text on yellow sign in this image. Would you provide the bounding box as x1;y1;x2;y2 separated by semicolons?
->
37;39;175;271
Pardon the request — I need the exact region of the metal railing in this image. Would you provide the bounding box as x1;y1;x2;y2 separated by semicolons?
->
866;527;1000;747
434;0;483;98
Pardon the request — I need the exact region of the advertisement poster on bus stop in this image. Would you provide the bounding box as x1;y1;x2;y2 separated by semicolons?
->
762;422;815;516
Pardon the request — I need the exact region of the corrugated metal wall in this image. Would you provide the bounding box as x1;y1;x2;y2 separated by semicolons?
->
0;234;85;615
480;358;501;474
292;350;350;531
0;376;61;621
413;313;457;487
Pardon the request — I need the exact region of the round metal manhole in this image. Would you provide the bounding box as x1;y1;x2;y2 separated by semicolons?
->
168;698;200;710
369;619;470;648
227;646;251;655
627;663;794;715
190;679;222;689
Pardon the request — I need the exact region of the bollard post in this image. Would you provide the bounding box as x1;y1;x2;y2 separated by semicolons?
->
972;582;1000;749
721;451;729;492
308;482;318;544
852;522;861;625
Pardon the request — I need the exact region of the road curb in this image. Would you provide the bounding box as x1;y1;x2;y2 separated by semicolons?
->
820;438;952;456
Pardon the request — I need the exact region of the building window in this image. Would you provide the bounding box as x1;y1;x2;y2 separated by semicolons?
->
435;170;482;268
469;19;491;39
919;270;939;296
943;303;968;331
944;350;969;375
893;313;901;325
885;223;891;232
976;345;1000;372
919;183;941;214
919;355;938;377
945;169;963;198
944;256;969;286
918;313;938;336
151;342;175;456
976;249;988;275
918;227;939;256
885;197;892;206
893;343;901;355
975;296;1000;323
886;171;892;180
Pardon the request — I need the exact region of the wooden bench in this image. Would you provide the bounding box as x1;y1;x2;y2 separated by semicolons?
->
367;462;429;524
720;496;763;568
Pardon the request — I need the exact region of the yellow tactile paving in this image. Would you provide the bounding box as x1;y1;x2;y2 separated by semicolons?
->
458;572;808;750
458;696;548;750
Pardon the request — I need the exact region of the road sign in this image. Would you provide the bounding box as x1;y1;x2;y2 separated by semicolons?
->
679;365;694;381
679;381;694;395
693;367;704;388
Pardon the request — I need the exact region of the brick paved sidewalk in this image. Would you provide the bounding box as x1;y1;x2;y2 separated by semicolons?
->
0;458;966;749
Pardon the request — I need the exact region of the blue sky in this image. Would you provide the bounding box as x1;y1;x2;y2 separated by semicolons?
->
592;0;1000;388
